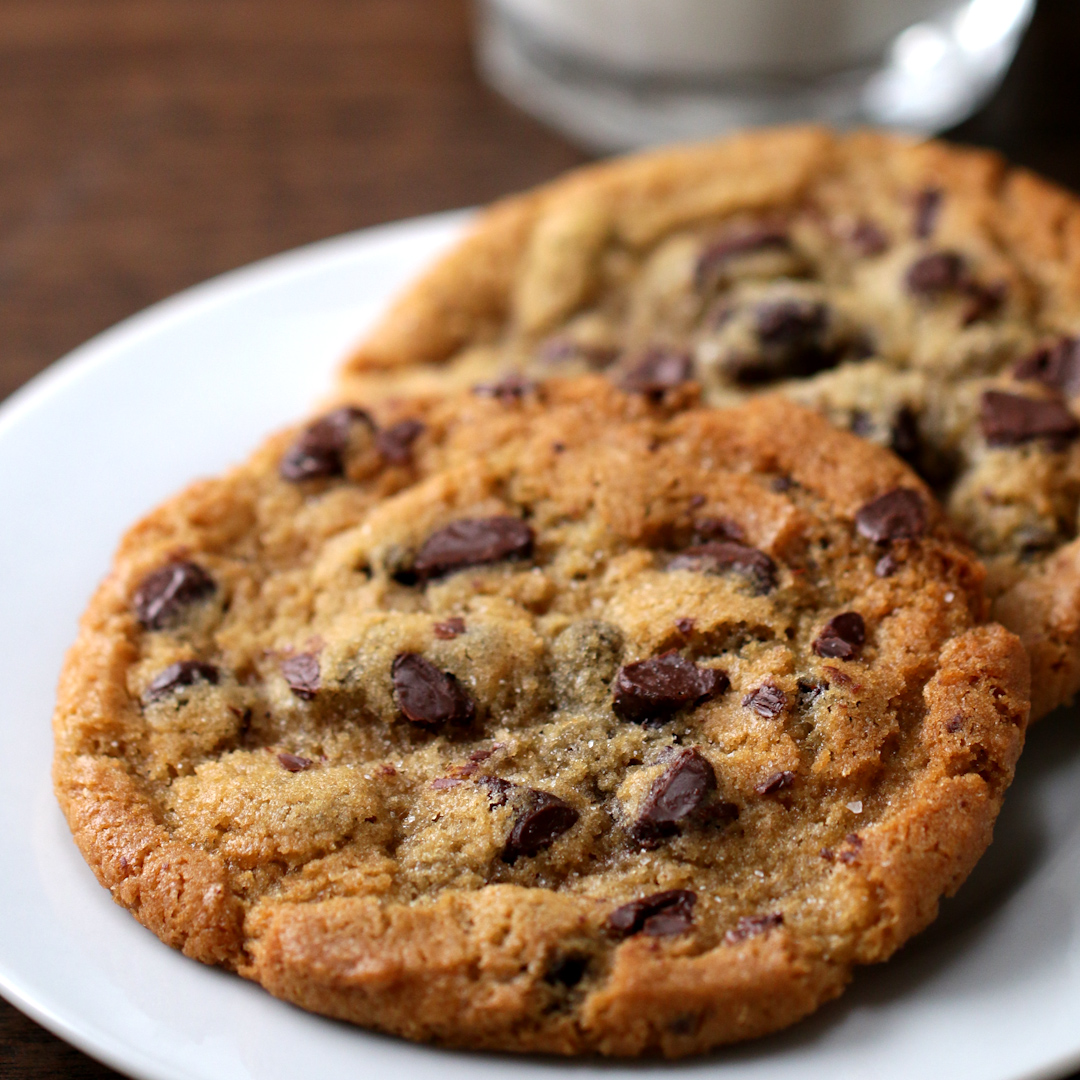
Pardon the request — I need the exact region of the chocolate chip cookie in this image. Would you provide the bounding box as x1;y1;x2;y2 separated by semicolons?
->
339;127;1080;719
54;379;1028;1056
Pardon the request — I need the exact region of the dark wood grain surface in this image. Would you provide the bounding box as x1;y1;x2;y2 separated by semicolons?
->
2;1;1079;1077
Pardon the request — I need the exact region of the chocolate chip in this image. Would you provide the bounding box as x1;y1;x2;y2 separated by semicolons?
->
279;407;371;481
431;777;462;789
890;406;921;467
473;373;536;402
413;517;534;580
391;652;475;727
946;713;965;733
433;617;466;640
855;488;927;544
771;475;794;492
612;652;728;725
668;541;777;594
280;653;320;700
849;219;889;256
143;659;219;702
905;251;967;297
756;298;826;347
544;954;589;988
837;832;863;864
812;612;866;660
913;188;943;239
724;913;783;945
375;418;424;465
797;679;826;710
981;390;1080;447
632;748;716;847
674;617;696;635
850;409;876;439
742;683;787;718
730;298;835;383
606;890;697;939
133;560;216;630
1013;337;1080;396
479;775;514;806
875;552;900;578
695;225;790;288
755;770;796;796
502;789;579;864
619;348;694;394
961;282;1005;326
278;751;314;772
692;516;745;543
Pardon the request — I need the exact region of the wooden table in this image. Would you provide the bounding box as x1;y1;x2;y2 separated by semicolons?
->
1;1;1078;1076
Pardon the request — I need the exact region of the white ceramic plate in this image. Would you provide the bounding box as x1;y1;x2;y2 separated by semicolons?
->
2;211;1080;1080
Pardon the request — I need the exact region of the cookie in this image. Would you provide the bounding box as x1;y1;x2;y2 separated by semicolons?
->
339;127;1080;719
54;379;1028;1056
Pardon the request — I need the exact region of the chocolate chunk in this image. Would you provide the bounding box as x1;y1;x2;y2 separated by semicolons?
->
281;653;320;700
619;348;694;394
633;748;716;847
1013;337;1080;396
391;652;475;727
413;516;534;580
692;516;745;543
724;913;783;945
502;790;579;864
850;409;875;439
278;751;314;772
612;652;728;725
606;890;697;939
981;390;1080;447
961;282;1005;326
905;251;967;297
850;219;889;256
890;406;921;467
875;552;900;578
913;188;943;239
473;373;536;402
375;418;424;465
855;488;927;544
479;775;514;806
742;683;787;718
133;560;216;630
695;225;790;287
143;659;219;702
755;771;796;796
544;954;589;988
756;298;827;348
729;298;834;384
433;617;466;640
279;407;371;481
668;541;777;594
797;679;826;710
812;612;866;660
674;617;696;635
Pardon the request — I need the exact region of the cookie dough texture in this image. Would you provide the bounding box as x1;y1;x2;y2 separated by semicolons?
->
339;126;1080;719
55;381;1028;1056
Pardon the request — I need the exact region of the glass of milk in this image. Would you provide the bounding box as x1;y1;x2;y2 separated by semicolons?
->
474;0;1035;151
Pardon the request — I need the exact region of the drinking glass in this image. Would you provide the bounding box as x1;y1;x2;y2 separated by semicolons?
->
475;0;1035;151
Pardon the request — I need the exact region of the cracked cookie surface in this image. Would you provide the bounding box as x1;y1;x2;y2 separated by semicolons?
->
54;380;1029;1056
339;127;1080;719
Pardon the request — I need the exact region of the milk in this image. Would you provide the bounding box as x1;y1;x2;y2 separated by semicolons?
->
489;0;957;78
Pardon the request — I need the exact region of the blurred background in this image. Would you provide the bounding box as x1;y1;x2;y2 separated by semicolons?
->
1;0;1080;1075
